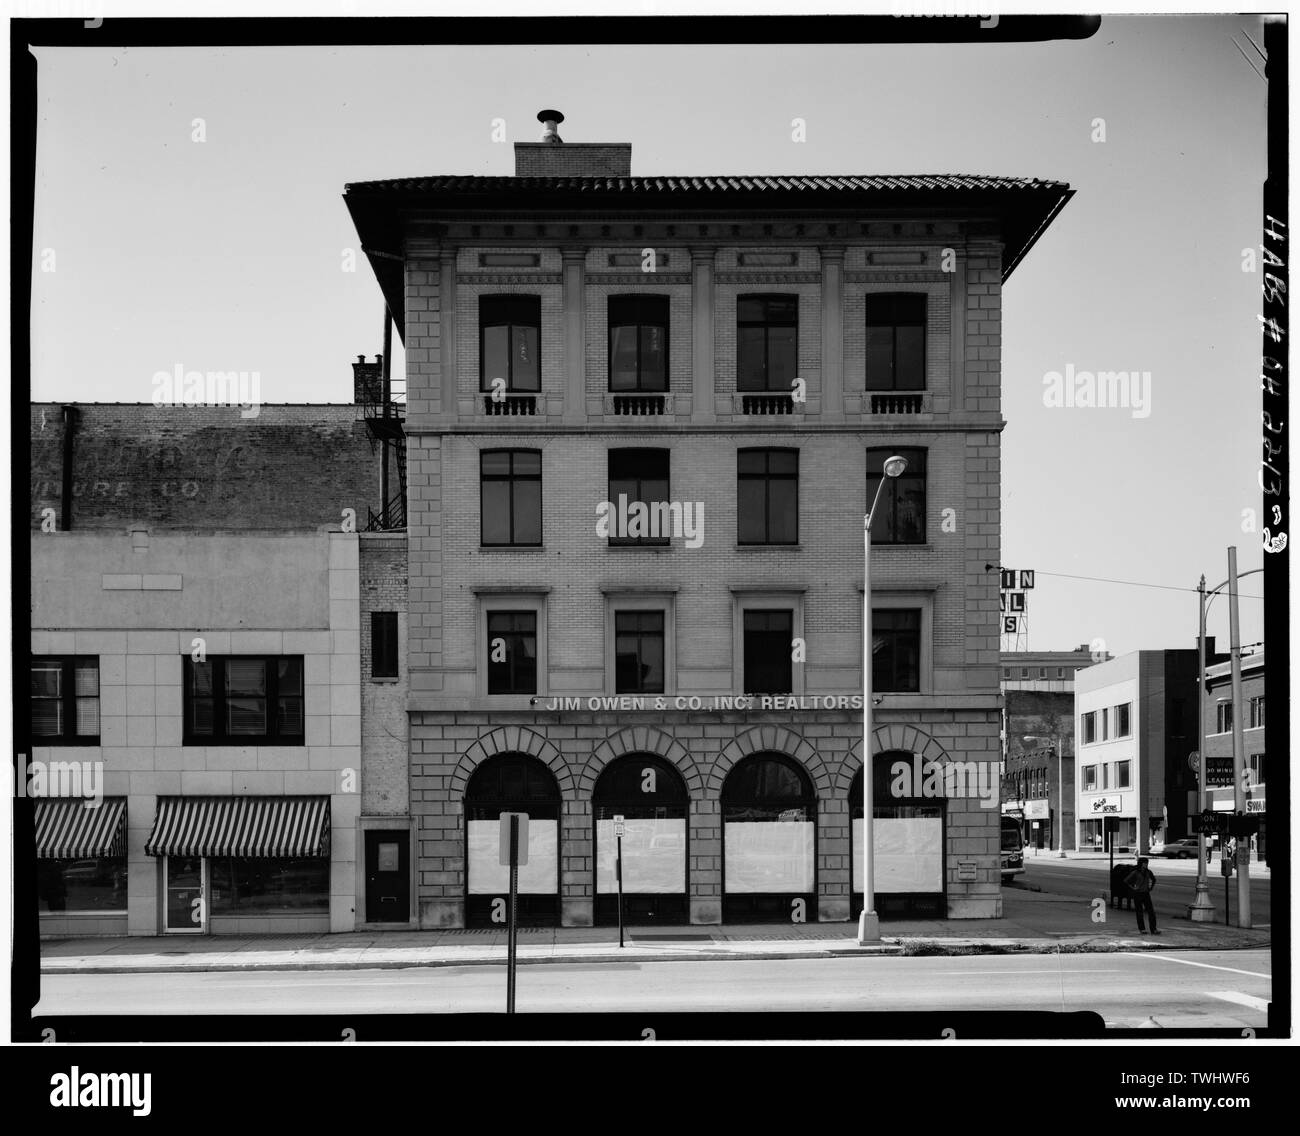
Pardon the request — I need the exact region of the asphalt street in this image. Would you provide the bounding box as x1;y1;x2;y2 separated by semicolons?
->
37;949;1270;1028
1020;857;1271;928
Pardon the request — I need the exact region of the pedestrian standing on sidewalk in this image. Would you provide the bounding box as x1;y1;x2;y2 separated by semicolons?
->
1124;857;1160;935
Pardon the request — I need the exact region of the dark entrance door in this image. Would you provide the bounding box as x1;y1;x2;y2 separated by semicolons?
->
365;830;410;923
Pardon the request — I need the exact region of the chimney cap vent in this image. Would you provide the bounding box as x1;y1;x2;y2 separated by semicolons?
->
537;109;564;143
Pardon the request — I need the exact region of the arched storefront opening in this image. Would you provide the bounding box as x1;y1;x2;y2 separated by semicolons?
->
592;754;688;926
465;753;560;927
850;751;947;919
722;752;816;923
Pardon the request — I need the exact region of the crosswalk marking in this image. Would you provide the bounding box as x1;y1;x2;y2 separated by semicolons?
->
1209;990;1269;1012
1137;953;1270;978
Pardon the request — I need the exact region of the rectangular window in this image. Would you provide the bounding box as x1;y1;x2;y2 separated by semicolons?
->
1081;711;1097;744
607;449;670;546
737;448;799;545
1056;667;1066;678
866;447;926;544
481;449;542;546
1100;764;1110;790
1249;753;1265;784
480;295;541;392
1248;695;1265;729
1215;701;1233;734
614;611;665;694
1115;760;1131;789
184;657;304;745
209;857;329;914
872;608;921;693
487;611;537;695
371;612;398;679
1082;765;1097;790
865;293;926;391
1020;668;1029;679
609;295;669;392
31;657;100;744
1116;702;1131;737
1100;708;1110;741
38;856;127;913
743;609;793;695
1038;667;1047;679
736;294;798;392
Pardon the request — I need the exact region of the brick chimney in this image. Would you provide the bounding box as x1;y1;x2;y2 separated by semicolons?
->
352;355;383;404
514;109;632;177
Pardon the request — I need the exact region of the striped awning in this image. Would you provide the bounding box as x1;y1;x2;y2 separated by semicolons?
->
145;796;331;858
35;797;127;859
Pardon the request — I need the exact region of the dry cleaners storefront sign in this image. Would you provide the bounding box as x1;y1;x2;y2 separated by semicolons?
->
1088;794;1130;814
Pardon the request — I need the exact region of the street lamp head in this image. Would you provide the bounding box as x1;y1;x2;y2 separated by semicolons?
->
882;455;909;479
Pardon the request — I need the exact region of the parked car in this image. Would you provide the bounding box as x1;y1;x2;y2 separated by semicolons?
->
1156;837;1200;859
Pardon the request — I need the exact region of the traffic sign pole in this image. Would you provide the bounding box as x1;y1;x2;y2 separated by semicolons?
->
507;813;518;1014
614;815;626;949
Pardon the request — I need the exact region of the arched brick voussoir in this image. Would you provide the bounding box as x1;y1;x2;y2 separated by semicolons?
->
582;726;706;796
710;725;829;795
450;726;577;799
837;727;955;793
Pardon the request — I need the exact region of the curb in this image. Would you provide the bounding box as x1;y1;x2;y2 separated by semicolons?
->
39;935;1268;975
41;945;900;974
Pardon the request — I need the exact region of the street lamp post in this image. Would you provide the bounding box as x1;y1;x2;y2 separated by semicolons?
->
1189;575;1214;920
1023;734;1066;858
858;454;908;946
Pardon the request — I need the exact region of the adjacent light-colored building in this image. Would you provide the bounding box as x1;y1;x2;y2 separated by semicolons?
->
1073;647;1205;853
30;530;361;936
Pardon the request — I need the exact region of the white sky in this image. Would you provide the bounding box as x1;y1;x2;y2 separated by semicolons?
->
26;17;1269;656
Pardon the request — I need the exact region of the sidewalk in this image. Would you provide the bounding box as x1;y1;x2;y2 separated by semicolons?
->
39;890;1270;975
1022;848;1272;874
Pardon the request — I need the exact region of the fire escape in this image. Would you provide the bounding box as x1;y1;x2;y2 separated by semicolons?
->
357;351;406;531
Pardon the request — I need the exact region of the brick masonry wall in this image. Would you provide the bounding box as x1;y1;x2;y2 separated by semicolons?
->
409;710;1002;927
963;247;1003;414
30;404;378;532
403;234;1006;692
398;222;1008;924
430;430;982;696
513;143;633;177
360;534;410;816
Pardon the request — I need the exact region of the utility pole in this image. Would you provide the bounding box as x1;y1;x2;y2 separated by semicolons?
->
1227;547;1251;927
1189;574;1214;920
